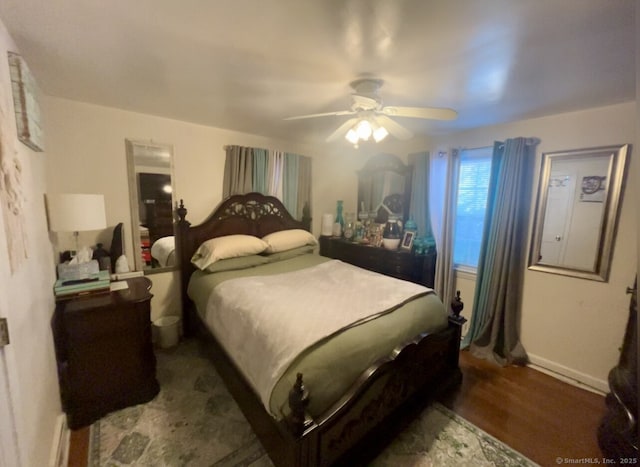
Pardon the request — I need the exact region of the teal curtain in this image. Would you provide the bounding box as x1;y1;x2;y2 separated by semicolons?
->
252;148;268;194
283;153;299;217
463;137;539;366
408;152;434;240
222;146;311;221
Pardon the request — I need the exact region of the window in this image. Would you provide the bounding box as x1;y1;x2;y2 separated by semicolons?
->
453;147;493;269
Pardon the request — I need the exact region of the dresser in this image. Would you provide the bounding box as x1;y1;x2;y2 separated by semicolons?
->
319;236;436;288
51;277;160;429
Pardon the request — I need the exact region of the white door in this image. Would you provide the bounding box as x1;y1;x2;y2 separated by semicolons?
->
539;172;575;265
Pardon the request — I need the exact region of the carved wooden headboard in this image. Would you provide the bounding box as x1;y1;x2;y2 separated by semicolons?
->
175;192;311;333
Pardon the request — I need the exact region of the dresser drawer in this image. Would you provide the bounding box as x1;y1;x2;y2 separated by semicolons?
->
319;236;435;287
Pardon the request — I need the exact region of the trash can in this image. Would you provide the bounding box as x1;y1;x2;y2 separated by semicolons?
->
153;316;180;348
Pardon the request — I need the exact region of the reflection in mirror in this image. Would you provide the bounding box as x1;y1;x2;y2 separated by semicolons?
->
357;154;411;223
126;140;176;273
529;144;628;282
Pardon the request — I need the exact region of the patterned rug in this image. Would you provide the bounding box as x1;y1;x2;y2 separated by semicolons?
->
90;340;537;466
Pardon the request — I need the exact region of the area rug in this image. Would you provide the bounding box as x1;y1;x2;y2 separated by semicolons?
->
90;339;537;466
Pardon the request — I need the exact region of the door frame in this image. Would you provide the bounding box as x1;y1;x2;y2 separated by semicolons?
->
0;345;22;467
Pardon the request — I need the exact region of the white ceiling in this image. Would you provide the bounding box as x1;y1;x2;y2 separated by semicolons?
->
0;0;635;145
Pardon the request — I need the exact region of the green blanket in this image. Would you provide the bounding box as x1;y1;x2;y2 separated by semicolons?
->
188;253;448;419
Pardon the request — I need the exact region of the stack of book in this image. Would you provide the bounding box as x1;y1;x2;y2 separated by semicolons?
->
54;270;111;299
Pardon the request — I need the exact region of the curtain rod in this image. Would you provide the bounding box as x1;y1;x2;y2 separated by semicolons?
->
459;144;494;152
458;137;540;153
222;145;308;157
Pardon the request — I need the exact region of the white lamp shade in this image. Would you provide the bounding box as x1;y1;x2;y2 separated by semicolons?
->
46;194;107;232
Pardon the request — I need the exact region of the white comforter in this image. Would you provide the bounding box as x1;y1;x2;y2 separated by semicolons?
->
203;259;431;411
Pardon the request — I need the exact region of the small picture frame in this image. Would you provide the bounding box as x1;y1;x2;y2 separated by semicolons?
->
401;231;415;250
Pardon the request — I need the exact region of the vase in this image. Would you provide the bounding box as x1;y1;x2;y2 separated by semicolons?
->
334;200;345;237
413;236;425;255
343;212;356;241
404;217;417;233
382;216;402;250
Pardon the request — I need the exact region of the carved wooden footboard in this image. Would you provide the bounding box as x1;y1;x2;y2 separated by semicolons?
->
176;193;463;466
302;321;461;466
190;305;462;466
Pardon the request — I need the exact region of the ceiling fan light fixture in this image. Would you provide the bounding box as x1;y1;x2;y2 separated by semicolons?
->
285;78;457;144
372;124;389;143
345;128;359;144
344;118;389;146
355;120;372;140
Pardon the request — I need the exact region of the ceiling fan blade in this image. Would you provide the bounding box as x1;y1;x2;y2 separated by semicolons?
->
376;115;413;140
380;106;458;121
326;118;359;142
283;110;355;121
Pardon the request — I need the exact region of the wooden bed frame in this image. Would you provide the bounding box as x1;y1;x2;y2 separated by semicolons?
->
176;192;463;466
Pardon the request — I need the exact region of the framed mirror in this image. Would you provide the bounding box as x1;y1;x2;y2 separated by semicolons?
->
125;139;176;273
528;144;629;281
357;153;411;224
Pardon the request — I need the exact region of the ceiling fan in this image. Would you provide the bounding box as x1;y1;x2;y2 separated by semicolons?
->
284;78;458;145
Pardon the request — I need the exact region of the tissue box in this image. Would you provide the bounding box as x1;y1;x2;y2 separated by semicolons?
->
57;259;100;281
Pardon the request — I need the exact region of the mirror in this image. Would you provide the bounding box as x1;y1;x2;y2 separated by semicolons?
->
126;139;176;273
357;154;411;223
529;144;628;281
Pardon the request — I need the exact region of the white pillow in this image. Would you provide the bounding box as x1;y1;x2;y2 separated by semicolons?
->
262;229;317;253
191;234;268;270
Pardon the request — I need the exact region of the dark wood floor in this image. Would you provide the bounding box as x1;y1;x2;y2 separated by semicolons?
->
440;350;606;466
67;350;606;467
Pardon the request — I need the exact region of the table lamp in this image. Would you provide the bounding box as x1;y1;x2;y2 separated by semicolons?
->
46;193;107;257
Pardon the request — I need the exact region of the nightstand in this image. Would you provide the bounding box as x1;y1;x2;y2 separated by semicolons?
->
51;277;160;429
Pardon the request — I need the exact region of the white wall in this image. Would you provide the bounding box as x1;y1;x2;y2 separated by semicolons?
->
0;19;61;467
43;97;428;321
431;102;637;391
43;97;313;320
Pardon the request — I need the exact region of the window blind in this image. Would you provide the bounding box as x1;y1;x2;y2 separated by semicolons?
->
453;147;493;268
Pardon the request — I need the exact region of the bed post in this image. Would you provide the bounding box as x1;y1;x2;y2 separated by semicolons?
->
287;373;310;436
302;201;312;232
169;193;467;466
175;199;193;336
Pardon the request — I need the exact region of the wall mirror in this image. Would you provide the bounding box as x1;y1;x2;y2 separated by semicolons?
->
126;139;177;273
357;153;412;223
528;144;629;281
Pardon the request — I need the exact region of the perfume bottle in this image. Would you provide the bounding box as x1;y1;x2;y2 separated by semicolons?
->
343;212;356;241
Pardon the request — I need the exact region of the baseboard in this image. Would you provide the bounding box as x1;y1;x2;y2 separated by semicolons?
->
48;414;70;467
527;353;608;395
